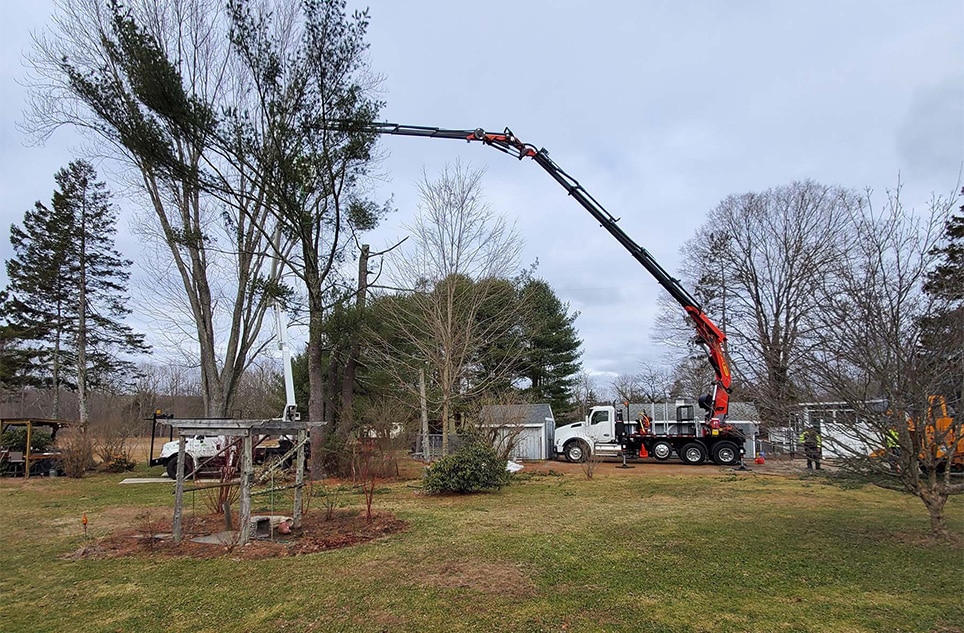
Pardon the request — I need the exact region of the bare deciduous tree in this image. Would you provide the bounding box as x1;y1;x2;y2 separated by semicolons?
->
25;0;280;417
667;354;715;400
802;185;962;539
570;370;600;421
371;162;523;454
609;373;643;404
655;180;861;427
611;366;674;404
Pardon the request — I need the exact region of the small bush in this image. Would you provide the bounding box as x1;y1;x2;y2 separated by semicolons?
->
423;440;509;494
100;453;137;473
59;431;94;478
0;428;55;453
94;425;138;472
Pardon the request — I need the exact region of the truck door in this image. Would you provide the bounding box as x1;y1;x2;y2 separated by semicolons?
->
588;408;614;444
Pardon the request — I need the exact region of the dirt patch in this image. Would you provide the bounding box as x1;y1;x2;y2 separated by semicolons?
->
416;561;535;597
64;508;408;560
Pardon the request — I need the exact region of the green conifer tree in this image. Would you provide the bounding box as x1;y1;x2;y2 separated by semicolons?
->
3;161;148;423
519;279;582;415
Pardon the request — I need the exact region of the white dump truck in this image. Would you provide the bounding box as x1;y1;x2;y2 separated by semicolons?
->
554;403;745;466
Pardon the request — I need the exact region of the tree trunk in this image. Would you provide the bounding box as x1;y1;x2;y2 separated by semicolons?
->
919;488;948;540
52;319;62;420
341;245;369;418
307;304;326;471
77;212;88;428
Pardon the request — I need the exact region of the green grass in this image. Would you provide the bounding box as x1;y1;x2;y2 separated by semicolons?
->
0;465;961;633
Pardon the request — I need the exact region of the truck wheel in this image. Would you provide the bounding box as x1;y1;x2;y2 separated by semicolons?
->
651;440;673;461
679;442;706;465
564;441;589;463
711;441;740;466
166;455;195;479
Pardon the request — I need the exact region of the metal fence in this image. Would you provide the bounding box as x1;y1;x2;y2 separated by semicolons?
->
411;433;466;462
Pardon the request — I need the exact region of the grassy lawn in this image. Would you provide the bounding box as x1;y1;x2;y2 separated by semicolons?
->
0;463;961;633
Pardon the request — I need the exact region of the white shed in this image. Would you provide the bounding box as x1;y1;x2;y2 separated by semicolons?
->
480;403;555;461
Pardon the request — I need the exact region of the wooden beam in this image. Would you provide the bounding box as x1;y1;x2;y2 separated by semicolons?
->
173;435;186;543
238;434;253;545
294;429;306;528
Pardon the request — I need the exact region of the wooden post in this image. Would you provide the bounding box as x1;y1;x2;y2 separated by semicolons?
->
239;433;253;545
293;428;306;528
173;435;186;543
24;423;32;480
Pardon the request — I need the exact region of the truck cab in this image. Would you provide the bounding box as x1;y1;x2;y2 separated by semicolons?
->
555;405;633;462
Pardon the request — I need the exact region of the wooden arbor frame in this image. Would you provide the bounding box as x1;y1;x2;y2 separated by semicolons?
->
167;417;322;544
0;418;75;479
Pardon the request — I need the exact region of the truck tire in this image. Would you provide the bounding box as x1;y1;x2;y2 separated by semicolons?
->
651;440;673;461
166;455;195;479
679;442;707;465
711;441;740;466
564;441;590;463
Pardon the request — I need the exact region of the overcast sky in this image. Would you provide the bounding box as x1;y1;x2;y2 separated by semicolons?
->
1;1;962;386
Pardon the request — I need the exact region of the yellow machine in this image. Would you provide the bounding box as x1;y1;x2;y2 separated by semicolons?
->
917;396;962;470
877;396;962;472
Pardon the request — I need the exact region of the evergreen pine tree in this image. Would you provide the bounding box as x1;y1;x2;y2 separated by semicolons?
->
3;161;148;423
922;190;964;406
5;191;76;415
519;279;582;415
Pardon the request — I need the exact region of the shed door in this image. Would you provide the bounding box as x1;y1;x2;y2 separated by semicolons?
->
510;428;544;460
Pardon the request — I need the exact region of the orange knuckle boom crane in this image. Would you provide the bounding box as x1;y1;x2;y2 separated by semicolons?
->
354;122;740;465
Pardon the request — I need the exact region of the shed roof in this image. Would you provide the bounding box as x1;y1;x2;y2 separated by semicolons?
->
480;403;554;427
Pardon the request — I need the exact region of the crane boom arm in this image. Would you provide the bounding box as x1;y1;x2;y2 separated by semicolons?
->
357;122;731;423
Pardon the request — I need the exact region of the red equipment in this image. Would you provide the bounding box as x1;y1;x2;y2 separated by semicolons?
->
354;122;732;426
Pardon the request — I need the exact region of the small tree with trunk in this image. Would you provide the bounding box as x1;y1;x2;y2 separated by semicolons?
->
371;161;524;455
802;185;962;539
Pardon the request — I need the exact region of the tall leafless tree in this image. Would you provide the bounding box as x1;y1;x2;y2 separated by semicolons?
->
24;0;281;417
371;162;523;454
801;186;962;539
655;180;860;428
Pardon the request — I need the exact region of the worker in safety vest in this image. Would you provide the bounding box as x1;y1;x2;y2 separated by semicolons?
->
885;428;901;472
639;412;652;434
799;426;822;470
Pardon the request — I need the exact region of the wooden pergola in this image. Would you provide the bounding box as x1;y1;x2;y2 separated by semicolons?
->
167;417;322;544
0;418;76;479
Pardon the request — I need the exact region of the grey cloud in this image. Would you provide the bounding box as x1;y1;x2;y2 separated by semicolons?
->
897;75;964;186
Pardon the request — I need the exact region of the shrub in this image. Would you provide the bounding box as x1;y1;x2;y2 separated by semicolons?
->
100;453;137;473
59;430;94;478
94;422;138;472
423;440;510;494
0;428;55;453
